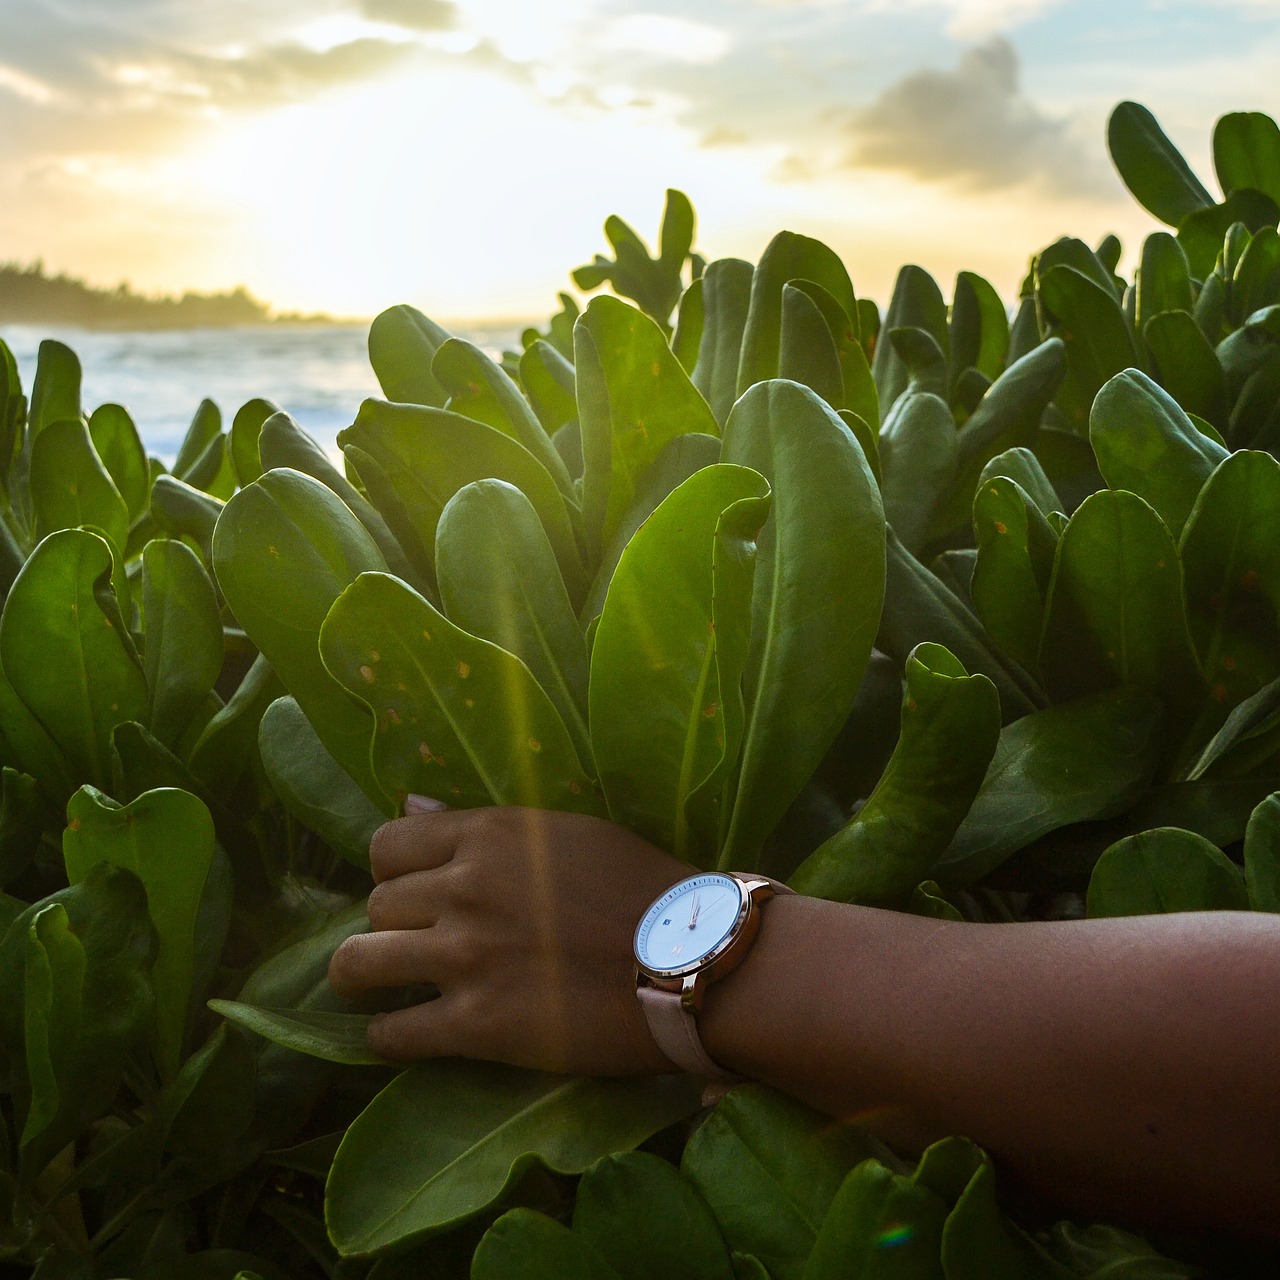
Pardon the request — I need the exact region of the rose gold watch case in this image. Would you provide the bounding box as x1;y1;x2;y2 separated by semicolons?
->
634;874;776;1012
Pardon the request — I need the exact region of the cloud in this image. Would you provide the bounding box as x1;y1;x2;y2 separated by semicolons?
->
838;37;1110;197
358;0;458;30
752;0;1062;38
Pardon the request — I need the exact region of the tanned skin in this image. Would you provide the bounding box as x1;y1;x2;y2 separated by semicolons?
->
328;804;1280;1243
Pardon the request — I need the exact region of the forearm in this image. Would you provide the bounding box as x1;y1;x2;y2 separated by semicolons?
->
700;897;1280;1239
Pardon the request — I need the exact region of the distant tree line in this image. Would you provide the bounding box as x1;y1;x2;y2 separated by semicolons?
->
0;261;335;330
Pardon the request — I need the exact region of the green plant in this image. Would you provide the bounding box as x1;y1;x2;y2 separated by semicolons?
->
1;98;1279;1279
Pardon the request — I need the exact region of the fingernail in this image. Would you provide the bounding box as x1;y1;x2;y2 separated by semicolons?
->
405;793;449;815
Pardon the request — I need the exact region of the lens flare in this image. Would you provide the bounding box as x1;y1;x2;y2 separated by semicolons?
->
877;1223;915;1249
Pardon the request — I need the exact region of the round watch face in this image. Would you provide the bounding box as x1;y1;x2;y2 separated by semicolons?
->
634;873;747;977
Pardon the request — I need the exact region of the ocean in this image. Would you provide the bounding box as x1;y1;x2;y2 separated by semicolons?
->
0;321;523;465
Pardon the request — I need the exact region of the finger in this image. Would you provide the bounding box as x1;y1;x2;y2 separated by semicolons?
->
369;809;481;883
367;996;472;1062
367;868;447;931
328;928;441;997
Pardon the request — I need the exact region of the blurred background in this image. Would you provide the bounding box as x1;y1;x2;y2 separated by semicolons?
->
2;0;1278;455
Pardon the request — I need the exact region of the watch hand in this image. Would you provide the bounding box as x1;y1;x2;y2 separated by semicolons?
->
688;894;701;929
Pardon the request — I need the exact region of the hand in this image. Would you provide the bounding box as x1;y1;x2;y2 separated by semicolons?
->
327;804;689;1075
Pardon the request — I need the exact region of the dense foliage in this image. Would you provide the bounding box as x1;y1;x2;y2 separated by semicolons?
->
0;101;1278;1278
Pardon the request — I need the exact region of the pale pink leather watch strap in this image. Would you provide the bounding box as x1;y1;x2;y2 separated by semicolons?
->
636;876;795;1081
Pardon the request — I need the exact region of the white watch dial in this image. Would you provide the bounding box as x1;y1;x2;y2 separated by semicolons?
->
634;873;744;975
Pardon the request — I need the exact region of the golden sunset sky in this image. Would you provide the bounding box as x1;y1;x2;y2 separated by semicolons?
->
2;0;1279;321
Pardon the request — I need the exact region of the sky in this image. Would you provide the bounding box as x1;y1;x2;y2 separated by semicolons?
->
1;0;1279;321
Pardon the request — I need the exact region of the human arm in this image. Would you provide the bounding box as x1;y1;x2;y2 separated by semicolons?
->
327;804;1280;1241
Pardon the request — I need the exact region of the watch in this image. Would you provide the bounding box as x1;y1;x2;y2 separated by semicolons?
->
633;871;794;1080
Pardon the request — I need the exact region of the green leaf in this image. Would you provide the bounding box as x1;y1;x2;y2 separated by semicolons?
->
30;419;129;554
1089;369;1227;538
473;1209;620;1280
573;1153;734;1280
589;464;770;861
64;786;214;1080
257;411;419;586
150;475;223;563
872;266;948;418
673;275;705;373
368;305;451;407
320;572;600;813
971;477;1058;674
738;232;858;396
228;397;278;488
1244;792;1280;912
778;284;844;409
878;392;957;554
141;540;223;752
575;296;720;552
1143;310;1228;427
889;328;949;402
1179;189;1280;280
1087;827;1248;917
189;654;283;797
1135;233;1193;336
1107;101;1213;227
0;767;47;889
173;399;221;480
1039;490;1201;719
433;337;575;501
325;1061;701;1255
88;404;149;523
977;447;1060;517
1180;450;1280;709
719;382;886;872
878;529;1042;723
212;468;392;809
790;644;999;903
950;271;1009;386
28;339;81;439
1036;265;1138;431
520;341;578;436
340;399;586;604
693;258;754;426
207;1000;385;1066
1214;111;1280;205
1229;225;1280;327
0;528;146;790
258;695;384;869
938;1156;1055;1279
936;689;1163;886
681;1086;891;1280
802;1159;946;1280
1039;1221;1198;1278
0;663;75;804
437;480;591;770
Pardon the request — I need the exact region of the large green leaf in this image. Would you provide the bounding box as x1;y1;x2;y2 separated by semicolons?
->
936;689;1163;885
878;529;1041;723
63;786;213;1080
227;397;279;488
1036;265;1138;431
368;305;451;407
738;232;858;396
1039;490;1201;720
719;381;886;872
1086;827;1249;917
474;1210;620;1280
433;338;574;501
802;1159;946;1280
970;477;1058;674
872;266;948;418
589;464;770;861
0;528;146;790
1143;310;1228;427
877;392;957;554
173;399;222;480
1135;233;1193;336
936;1153;1055;1279
325;1061;701;1255
28;339;81;439
978;447;1060;517
790;644;999;902
339;399;586;603
1089;369;1227;539
1107;101;1213;227
141;539;223;752
1179;189;1280;280
212;468;391;809
259;695;384;868
1214;111;1280;205
188;654;283;797
573;1153;733;1280
1229;225;1280;327
30;419;129;554
208;1000;384;1066
693;258;754;426
321;572;600;813
681;1086;890;1280
1244;792;1280;912
520;340;578;435
1180;450;1280;710
951;270;1010;387
88;403;149;523
150;475;223;563
438;480;591;770
0;663;75;804
0;863;154;1181
778;283;844;410
575;296;720;552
